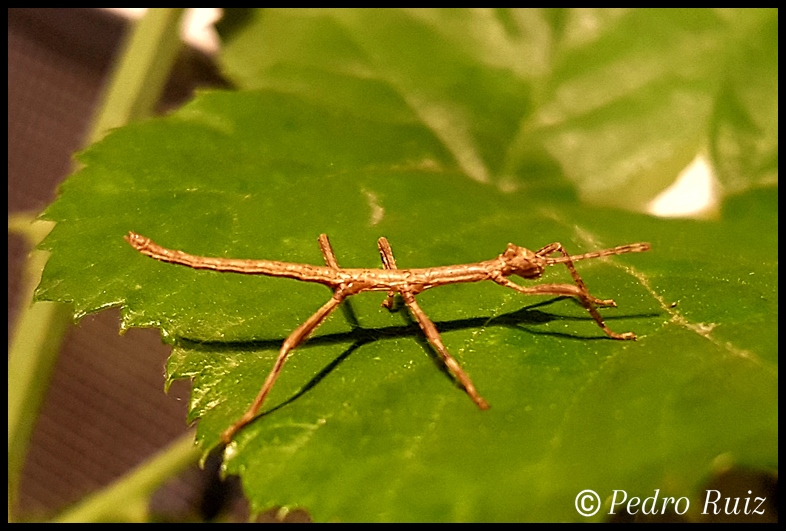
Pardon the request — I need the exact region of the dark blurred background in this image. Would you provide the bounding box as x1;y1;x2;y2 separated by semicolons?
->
7;8;242;521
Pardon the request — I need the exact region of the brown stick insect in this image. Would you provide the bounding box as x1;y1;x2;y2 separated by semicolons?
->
125;231;650;442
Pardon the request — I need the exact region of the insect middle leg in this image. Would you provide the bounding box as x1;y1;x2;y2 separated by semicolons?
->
377;237;489;410
376;237;398;310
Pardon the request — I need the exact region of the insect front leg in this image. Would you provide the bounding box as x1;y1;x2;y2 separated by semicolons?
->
536;242;616;307
492;276;636;341
377;237;489;410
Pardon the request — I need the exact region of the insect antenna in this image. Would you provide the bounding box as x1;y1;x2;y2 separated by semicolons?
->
546;242;651;264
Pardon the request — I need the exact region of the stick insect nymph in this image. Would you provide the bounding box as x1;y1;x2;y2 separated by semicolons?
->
125;231;650;442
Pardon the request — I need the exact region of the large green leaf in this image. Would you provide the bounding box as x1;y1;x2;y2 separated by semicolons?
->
217;8;777;209
36;9;776;521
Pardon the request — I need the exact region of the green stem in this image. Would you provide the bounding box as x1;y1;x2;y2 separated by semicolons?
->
52;432;201;523
7;217;69;520
89;8;186;142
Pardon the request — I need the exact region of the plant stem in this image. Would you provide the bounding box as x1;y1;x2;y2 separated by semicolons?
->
7;217;69;520
89;8;186;142
52;432;201;522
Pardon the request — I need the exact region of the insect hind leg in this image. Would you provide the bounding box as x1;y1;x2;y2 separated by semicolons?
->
221;291;347;443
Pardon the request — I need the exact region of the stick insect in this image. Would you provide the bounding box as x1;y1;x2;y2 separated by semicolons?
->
125;231;650;443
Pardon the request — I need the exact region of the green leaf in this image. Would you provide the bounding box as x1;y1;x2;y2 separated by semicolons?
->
217;8;777;210
36;9;776;522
